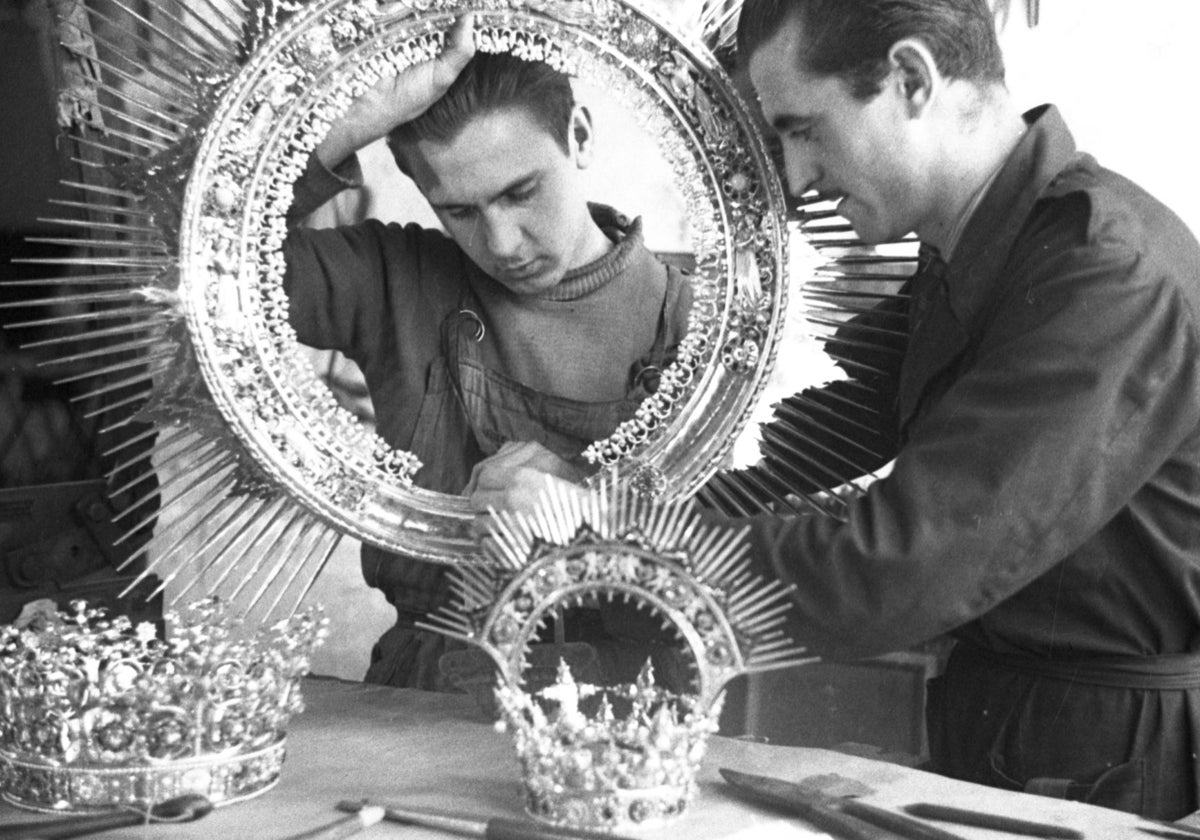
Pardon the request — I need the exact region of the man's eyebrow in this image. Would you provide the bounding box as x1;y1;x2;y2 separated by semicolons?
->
770;113;814;133
429;174;539;211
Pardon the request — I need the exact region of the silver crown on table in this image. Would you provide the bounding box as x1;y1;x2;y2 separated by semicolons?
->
0;598;327;813
421;479;817;831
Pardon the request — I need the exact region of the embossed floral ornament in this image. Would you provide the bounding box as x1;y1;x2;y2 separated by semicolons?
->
421;478;815;830
0;599;327;813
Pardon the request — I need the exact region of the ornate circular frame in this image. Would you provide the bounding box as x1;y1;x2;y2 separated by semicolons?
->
177;0;789;562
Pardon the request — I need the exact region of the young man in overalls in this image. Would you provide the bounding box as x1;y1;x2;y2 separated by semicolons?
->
285;16;691;689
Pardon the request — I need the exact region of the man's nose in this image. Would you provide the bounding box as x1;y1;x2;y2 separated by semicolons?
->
482;211;523;257
782;146;818;198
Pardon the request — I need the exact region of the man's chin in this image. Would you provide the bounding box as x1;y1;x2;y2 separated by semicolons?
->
497;271;564;297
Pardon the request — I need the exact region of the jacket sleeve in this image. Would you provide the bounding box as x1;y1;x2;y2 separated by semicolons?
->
728;227;1200;660
283;154;419;358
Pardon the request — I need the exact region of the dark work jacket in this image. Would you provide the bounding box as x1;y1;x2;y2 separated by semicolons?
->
731;106;1200;819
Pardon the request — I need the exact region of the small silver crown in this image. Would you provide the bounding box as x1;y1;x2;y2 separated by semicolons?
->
0;598;327;813
421;478;815;830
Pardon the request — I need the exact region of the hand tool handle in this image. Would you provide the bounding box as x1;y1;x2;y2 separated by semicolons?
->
283;807;386;840
903;803;1083;839
0;810;142;839
838;800;970;840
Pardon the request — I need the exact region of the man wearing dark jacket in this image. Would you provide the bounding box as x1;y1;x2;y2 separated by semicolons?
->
473;0;1200;820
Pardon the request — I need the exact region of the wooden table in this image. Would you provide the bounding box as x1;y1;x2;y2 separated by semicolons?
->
0;676;1193;839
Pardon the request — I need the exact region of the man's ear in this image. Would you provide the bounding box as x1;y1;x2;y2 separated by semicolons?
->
569;104;596;168
888;38;938;116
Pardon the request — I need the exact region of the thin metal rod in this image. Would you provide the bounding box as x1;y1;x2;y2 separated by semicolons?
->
49;198;152;218
36;215;162;237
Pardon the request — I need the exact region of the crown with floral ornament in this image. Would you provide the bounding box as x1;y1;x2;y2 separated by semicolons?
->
0;598;327;813
420;478;816;831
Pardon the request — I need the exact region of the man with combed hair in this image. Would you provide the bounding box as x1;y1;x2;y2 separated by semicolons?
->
472;0;1200;820
285;16;690;689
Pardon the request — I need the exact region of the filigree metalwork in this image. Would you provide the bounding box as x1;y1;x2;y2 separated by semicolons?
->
178;0;789;559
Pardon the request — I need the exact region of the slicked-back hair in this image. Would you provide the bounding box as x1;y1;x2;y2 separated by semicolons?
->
736;0;1005;100
386;51;576;177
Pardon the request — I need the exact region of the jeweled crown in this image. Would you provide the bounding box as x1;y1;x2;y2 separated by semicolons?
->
495;656;721;827
422;479;816;830
0;598;327;813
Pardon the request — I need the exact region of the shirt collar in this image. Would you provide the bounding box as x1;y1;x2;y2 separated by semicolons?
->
543;203;644;302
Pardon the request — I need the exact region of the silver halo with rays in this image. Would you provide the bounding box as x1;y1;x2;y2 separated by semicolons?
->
10;0;913;622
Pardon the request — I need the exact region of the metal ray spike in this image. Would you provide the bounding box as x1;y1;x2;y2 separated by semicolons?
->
820;350;894;380
82;120;175;153
103;0;229;69
59;32;194;113
78;1;220;75
4;272;159;287
24;236;168;253
82;98;184;144
738;602;798;634
1;289;151;310
113;448;231;531
21;319;166;350
49;198;152;218
58;180;143;201
105;429;189;480
9;304;168;330
88;390;162;427
68;156;106;171
819;253;918;268
773;397;886;457
762;420;882;480
276;528;344;619
87;74;197;124
168;496;288;605
691;524;747;585
110;438;218;498
806;314;908;341
803;297;909;319
132;484;247;581
759;430;855;492
36;216;163;237
40;335;163;367
10;257;167;271
724;470;803;514
103;423;166;460
697;474;754;516
54;351;172;386
71;50;198;108
220;505;311;601
727;581;790;623
173;0;243;55
238;513;322;608
75;376;160;414
67;133;141;162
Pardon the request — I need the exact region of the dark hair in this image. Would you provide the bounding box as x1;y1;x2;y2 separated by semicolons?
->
736;0;1005;100
386;51;576;175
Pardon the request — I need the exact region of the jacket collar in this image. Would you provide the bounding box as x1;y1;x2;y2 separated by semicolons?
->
896;105;1079;435
942;104;1080;324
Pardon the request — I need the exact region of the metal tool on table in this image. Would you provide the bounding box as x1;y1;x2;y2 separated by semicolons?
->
335;800;638;840
903;802;1083;839
0;793;212;839
719;768;968;840
282;806;385;840
1137;820;1200;840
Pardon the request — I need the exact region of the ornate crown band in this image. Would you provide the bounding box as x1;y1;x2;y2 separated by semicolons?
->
0;599;327;813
